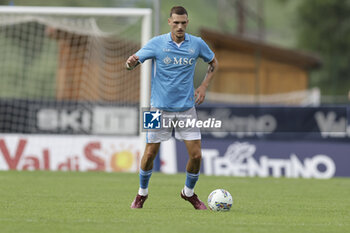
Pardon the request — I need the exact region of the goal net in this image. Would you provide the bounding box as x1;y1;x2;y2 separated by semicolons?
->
0;6;151;135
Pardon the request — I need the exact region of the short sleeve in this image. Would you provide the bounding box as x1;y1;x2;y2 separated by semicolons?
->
198;38;215;63
135;38;157;63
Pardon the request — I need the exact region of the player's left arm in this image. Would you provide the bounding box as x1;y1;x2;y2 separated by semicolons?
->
195;57;218;105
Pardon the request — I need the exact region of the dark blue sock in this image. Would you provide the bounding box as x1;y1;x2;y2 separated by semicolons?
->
185;172;199;189
139;169;153;189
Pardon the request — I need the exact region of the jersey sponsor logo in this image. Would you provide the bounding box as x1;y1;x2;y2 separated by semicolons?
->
163;56;172;65
163;56;195;66
173;57;195;65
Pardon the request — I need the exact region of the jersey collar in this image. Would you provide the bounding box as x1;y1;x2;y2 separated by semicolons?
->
167;32;190;43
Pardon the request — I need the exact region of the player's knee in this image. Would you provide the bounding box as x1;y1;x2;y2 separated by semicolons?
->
143;144;159;161
190;152;202;162
143;151;157;161
143;149;158;161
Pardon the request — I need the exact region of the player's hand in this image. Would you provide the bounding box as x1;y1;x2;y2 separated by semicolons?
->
195;85;207;105
126;54;139;69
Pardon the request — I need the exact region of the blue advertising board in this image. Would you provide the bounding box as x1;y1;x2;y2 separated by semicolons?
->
197;104;350;142
175;139;350;178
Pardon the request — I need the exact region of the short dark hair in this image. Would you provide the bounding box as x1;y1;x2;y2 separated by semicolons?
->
169;6;188;17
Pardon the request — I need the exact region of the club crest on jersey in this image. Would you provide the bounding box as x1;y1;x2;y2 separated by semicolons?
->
188;48;195;54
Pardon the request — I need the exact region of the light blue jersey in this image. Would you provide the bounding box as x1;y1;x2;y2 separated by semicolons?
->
136;32;215;111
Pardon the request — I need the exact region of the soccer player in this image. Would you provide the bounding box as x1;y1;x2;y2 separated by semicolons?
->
126;6;218;210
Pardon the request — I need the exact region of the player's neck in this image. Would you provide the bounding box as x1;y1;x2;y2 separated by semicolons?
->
170;32;185;44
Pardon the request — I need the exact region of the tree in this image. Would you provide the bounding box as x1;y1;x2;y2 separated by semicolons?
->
297;0;350;97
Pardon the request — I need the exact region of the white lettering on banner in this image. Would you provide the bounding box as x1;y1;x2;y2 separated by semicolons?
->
0;135;141;172
92;107;138;135
37;109;58;130
36;107;138;135
60;110;90;131
37;109;90;131
315;111;350;138
202;142;336;179
197;109;277;138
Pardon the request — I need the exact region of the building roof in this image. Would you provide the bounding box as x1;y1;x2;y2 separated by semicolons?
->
200;29;322;70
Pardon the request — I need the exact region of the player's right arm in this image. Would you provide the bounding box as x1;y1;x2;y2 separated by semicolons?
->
125;54;140;70
125;36;158;71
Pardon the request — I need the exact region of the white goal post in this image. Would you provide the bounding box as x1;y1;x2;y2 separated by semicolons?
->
0;6;152;135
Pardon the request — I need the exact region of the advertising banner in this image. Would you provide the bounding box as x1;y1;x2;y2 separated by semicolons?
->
197;105;350;141
0;134;142;172
1;134;349;179
1;100;349;140
0;99;138;135
175;139;350;178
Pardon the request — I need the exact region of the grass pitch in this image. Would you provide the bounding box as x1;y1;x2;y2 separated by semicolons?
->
0;171;349;233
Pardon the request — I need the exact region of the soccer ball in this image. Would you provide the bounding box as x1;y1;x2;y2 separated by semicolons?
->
207;189;233;211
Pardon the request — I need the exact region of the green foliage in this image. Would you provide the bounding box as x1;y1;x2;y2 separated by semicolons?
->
0;171;349;233
297;0;350;96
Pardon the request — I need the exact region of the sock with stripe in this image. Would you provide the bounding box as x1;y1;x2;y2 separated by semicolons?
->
184;171;200;197
138;168;153;196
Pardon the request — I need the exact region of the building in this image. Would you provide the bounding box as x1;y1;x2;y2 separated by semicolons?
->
201;29;322;105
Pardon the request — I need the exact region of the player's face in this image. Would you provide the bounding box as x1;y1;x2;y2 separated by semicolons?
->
168;13;188;42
